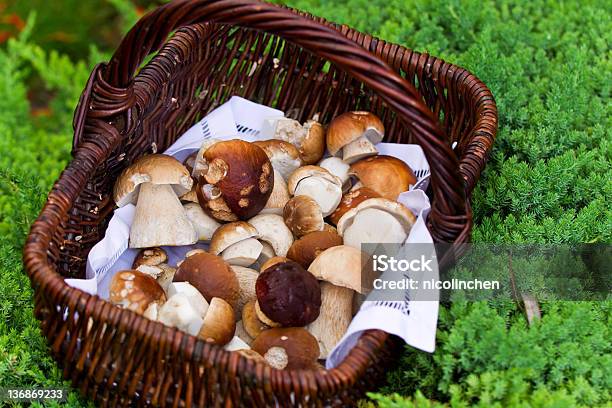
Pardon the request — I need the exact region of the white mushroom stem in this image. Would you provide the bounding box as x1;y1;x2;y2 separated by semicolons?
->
167;282;209;318
183;202;221;241
306;282;353;359
261;169;290;215
294;177;342;217
130;183;197;248
158;293;205;336
342;135;379;164
342;208;407;251
231;266;259;319
319;157;351;191
256;241;276;267
221;238;263;267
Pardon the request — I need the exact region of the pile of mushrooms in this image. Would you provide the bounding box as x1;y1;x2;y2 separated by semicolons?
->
109;110;418;369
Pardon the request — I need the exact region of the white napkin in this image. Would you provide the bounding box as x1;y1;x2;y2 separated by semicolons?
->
73;96;438;366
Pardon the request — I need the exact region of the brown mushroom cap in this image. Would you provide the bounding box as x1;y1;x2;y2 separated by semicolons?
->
251;328;320;370
132;247;168;269
174;252;239;309
300;120;326;165
259;256;289;273
113;154;193;207
326;112;384;156
286;230;343;268
109;270;166;315
329;187;381;225
256;261;321;327
198;297;236;346
349;155;416;200
283;196;324;237
308;245;366;293
209;221;259;255
198;140;274;220
242;300;271;338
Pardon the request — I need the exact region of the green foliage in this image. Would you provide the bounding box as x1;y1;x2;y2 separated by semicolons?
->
0;0;610;407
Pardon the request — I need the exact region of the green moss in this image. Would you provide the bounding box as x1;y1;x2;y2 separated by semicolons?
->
0;0;610;406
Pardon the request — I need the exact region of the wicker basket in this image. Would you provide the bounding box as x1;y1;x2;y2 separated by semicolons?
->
23;0;497;406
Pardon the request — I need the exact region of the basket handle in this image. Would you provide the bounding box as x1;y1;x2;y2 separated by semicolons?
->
92;0;467;240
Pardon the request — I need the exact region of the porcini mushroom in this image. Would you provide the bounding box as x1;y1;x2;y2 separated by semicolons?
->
286;230;343;268
196;140;273;221
251;328;320;370
261;169;290;215
307;245;367;357
113;154;197;248
319;156;351;192
183;202;221;241
242;300;270;338
329;187;381;226
261;117;325;165
336;198;416;250
109;270;167;315
173;252;240;309
198;297;236;346
349;155;417;200
253;140;302;180
256;261;321;327
167;282;209;316
158;293;206;336
248;214;294;257
259;256;289;273
287;166;343;217
231;266;259;316
327;111;384;163
132;247;168;269
283;196;324;237
209;221;262;267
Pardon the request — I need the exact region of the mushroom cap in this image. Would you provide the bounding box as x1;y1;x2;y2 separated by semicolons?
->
253;140;302;180
113;154;193;207
248;214;294;257
199;140;273;220
336;197;416;234
349;155;416;200
251;328;320;370
256;261;321;327
329;187;381;226
308;245;366;293
242;300;271;338
326;112;384;156
287;165;341;194
109;270;167;315
174;252;240;309
287;230;343;268
300;120;326;165
259;256;289;273
209;221;259;255
283;196;324;237
198;297;236;346
132;247;168;269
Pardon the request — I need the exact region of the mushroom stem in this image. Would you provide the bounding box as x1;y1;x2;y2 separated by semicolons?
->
306;282;353;359
130;183;197;248
342;135;379;164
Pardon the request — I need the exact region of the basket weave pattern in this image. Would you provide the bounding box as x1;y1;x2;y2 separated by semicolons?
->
23;0;496;406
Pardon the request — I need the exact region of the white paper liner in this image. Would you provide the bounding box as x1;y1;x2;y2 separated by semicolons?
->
70;96;438;367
